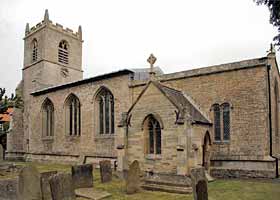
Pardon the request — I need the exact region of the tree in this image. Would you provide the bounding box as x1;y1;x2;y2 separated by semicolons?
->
255;0;280;47
0;88;8;114
0;88;23;115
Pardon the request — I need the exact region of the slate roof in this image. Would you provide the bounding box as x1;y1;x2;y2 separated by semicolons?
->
153;82;210;124
31;69;133;96
128;81;211;125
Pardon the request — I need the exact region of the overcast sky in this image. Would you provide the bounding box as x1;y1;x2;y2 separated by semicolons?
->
0;0;278;95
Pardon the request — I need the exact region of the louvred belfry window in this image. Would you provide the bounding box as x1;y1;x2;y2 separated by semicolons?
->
32;39;38;62
58;40;69;64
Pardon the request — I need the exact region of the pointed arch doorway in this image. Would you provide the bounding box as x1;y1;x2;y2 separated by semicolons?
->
202;131;211;171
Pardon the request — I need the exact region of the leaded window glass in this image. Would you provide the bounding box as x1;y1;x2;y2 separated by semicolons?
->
97;88;114;134
147;115;161;155
66;94;81;136
223;103;230;141
213;104;221;141
42;98;54;137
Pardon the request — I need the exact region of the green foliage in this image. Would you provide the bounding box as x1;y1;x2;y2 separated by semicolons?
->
0;88;23;115
255;0;280;47
2;161;280;200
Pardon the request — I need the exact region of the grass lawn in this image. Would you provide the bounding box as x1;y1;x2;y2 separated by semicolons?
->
2;161;280;200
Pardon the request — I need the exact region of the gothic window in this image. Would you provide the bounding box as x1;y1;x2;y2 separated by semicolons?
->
222;103;230;141
96;87;114;134
42;98;54;137
32;39;38;62
275;81;279;151
212;103;231;142
146;115;161;155
65;94;81;136
58;40;69;64
213;104;221;141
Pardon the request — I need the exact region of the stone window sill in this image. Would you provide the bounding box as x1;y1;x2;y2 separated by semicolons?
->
94;134;115;139
42;137;54;142
66;135;81;142
145;154;162;160
213;140;230;145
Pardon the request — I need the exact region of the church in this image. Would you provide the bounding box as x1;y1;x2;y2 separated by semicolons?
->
6;10;280;180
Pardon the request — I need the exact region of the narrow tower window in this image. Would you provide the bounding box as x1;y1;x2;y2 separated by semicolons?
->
58;40;69;64
32;39;38;62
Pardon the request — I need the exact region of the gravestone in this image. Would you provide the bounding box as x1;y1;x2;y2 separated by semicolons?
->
190;167;208;200
49;172;76;200
40;171;57;200
0;145;3;161
0;178;19;200
126;160;141;194
99;160;112;183
71;164;93;188
18;165;42;200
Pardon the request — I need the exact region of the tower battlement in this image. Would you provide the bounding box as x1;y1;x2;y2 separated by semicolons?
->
25;9;82;41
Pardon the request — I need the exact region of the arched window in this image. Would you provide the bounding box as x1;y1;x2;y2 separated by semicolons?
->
96;87;114;134
58;40;69;64
32;39;38;62
213;104;221;141
274;81;279;150
222;103;230;141
42;98;54;137
145;115;161;155
65;94;81;136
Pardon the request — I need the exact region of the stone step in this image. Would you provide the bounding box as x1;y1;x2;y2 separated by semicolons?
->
141;183;193;194
143;179;190;188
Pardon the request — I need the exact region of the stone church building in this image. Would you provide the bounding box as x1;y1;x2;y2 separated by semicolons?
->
6;10;280;179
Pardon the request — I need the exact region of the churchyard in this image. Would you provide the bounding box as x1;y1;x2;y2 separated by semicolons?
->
0;161;279;200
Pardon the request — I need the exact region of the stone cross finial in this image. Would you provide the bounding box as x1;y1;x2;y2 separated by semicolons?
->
147;54;157;79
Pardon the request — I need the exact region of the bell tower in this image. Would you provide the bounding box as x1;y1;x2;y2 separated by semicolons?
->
23;9;83;98
21;10;83;156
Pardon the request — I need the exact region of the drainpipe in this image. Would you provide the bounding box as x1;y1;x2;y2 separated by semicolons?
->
266;64;279;178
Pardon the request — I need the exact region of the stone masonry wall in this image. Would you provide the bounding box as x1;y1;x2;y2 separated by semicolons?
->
127;83;186;174
131;64;269;161
28;74;131;162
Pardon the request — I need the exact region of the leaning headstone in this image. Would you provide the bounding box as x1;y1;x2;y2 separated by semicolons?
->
0;145;4;161
18;165;42;200
99;160;112;183
40;171;57;200
49;172;76;200
71;164;93;188
190;167;208;200
126;160;141;194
